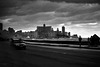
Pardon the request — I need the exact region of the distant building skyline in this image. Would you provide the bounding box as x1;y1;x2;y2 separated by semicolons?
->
2;22;99;38
6;24;96;38
13;24;72;39
0;23;99;39
34;24;70;38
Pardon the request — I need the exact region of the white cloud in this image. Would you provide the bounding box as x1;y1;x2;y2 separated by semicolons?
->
87;22;98;25
1;18;12;24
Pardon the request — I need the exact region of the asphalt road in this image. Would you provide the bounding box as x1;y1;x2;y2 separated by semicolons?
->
0;41;100;67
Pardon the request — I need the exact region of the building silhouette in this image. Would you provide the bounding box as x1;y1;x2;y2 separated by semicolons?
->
36;24;53;38
68;32;70;37
8;27;15;33
13;24;72;39
71;34;78;38
34;24;71;39
62;26;65;36
0;23;3;31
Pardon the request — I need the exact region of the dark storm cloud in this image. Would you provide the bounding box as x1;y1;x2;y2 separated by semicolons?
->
15;1;60;16
57;4;99;13
0;0;16;17
0;0;99;18
2;1;100;25
0;0;36;18
48;0;100;3
1;0;100;37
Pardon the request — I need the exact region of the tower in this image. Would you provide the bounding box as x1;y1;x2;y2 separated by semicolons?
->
68;32;70;37
43;24;46;27
62;26;65;35
56;28;59;38
57;28;59;32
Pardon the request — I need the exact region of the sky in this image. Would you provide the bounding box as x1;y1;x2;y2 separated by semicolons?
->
0;0;100;37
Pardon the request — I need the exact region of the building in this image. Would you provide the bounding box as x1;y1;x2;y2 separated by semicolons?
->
8;27;15;34
62;26;65;35
68;32;70;37
0;23;3;31
71;34;78;38
36;24;53;38
13;24;71;39
35;24;71;39
55;28;62;38
24;31;35;39
0;23;3;39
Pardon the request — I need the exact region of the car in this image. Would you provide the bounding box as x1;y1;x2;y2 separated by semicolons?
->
10;38;27;50
14;42;26;50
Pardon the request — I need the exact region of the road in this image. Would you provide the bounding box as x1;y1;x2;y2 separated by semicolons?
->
0;41;100;67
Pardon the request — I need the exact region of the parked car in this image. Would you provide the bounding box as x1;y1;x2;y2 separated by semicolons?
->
14;42;26;50
10;39;26;50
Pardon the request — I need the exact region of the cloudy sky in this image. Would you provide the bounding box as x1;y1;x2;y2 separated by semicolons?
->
0;0;100;37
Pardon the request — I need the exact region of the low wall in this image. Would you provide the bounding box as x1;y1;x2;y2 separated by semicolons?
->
24;40;89;45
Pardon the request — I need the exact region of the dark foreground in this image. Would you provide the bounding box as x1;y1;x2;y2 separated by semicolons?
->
0;41;100;67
